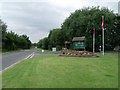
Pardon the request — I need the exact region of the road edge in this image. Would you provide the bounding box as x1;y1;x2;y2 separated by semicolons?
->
0;52;34;73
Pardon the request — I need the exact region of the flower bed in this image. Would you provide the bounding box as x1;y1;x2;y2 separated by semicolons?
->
59;50;98;58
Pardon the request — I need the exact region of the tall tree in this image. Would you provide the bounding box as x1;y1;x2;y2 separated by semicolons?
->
48;28;66;50
0;18;32;51
37;37;48;50
61;6;117;51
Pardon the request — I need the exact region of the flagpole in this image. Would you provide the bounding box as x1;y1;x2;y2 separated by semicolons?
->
102;28;104;55
102;16;105;55
93;28;95;53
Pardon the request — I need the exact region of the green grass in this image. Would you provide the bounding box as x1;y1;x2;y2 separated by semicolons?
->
2;52;118;88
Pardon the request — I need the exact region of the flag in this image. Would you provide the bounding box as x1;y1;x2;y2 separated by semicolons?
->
102;16;104;29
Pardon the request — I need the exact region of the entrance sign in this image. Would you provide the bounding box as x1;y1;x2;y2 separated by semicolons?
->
72;36;85;50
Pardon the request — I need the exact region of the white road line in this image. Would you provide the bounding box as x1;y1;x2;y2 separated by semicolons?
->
2;60;21;72
24;53;33;59
1;52;34;72
30;52;34;58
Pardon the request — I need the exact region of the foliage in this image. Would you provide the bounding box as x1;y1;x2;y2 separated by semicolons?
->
48;28;66;49
37;37;48;50
61;6;118;51
113;15;120;47
0;19;31;51
37;6;119;51
38;28;66;50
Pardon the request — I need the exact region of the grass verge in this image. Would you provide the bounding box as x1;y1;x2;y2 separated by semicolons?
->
2;52;118;88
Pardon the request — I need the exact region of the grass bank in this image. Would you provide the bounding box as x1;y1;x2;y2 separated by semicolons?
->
2;52;118;88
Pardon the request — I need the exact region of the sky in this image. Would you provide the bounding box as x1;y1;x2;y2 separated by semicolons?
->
0;0;119;43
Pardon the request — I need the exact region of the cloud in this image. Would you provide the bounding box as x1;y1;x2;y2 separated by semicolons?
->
0;0;119;43
1;2;68;42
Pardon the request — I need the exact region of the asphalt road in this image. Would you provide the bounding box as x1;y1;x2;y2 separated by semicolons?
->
2;49;36;71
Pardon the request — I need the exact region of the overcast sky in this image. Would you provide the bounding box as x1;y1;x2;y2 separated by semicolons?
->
0;0;119;43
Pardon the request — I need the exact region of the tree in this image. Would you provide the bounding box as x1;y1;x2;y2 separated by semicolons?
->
38;28;66;50
42;37;48;50
1;18;32;51
0;19;7;50
21;35;31;49
37;6;119;51
113;15;120;47
61;6;117;51
37;39;43;48
48;28;66;50
37;37;48;50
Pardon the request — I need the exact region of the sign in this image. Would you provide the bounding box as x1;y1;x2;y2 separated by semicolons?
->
72;42;85;49
52;47;56;52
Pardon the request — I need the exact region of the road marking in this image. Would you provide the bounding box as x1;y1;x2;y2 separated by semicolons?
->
1;60;21;72
24;53;34;59
1;52;35;72
30;52;34;58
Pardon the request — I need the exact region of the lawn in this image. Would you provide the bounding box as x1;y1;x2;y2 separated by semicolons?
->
2;52;118;88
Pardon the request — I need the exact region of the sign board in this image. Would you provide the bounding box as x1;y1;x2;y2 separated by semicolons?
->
52;47;56;52
72;41;85;49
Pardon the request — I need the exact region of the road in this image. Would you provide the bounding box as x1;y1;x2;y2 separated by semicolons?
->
1;49;36;71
